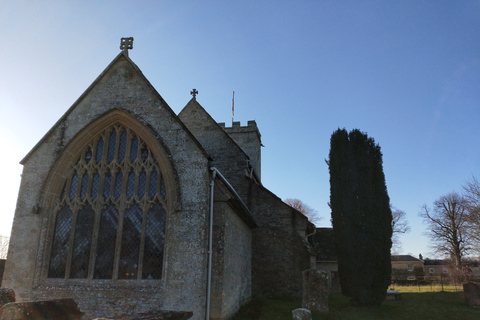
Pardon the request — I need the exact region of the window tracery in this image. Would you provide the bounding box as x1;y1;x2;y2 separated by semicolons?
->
48;124;167;280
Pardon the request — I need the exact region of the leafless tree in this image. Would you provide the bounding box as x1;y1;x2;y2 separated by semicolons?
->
284;198;322;224
462;176;480;252
420;192;471;272
391;206;410;254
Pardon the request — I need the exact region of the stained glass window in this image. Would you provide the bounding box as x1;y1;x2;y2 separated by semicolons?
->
143;203;166;279
94;205;118;279
107;129;116;163
118;204;142;279
91;172;99;201
69;173;78;200
48;125;167;280
48;206;73;278
70;205;95;279
80;173;89;200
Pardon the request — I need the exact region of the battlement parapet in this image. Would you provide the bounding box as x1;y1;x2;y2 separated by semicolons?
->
218;121;261;139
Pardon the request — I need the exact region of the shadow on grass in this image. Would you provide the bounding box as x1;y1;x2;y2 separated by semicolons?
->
232;292;480;320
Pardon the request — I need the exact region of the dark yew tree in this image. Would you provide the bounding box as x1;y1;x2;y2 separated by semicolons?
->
328;128;392;306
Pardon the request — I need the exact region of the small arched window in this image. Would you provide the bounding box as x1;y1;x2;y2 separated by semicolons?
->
48;124;167;280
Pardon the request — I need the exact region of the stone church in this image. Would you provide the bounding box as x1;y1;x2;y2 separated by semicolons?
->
2;39;314;319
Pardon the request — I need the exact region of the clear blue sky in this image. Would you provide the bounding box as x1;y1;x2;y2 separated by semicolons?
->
1;1;479;258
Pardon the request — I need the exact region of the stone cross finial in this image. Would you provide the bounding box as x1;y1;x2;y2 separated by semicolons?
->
120;37;134;51
190;89;198;99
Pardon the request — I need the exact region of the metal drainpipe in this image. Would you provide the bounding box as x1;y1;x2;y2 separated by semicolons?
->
206;167;216;320
306;227;316;242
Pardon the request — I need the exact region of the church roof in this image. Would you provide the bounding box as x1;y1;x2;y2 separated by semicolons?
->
21;51;211;165
423;259;450;266
313;228;337;262
391;255;423;262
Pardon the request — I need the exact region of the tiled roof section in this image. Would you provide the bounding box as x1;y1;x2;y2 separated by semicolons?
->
391;255;422;262
423;259;449;266
464;261;479;267
313;228;337;261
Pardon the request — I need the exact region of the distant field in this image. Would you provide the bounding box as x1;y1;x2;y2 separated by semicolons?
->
232;286;480;320
392;284;463;293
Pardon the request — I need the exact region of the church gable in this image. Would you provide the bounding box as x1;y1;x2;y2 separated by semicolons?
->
4;48;213;318
178;98;250;183
22;51;208;168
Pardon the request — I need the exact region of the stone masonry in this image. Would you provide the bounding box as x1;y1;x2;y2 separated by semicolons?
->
2;44;314;319
3;52;210;319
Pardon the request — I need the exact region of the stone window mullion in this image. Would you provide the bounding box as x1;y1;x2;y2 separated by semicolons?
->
64;206;79;280
112;203;125;280
48;122;167;281
83;156;96;280
88;186;105;280
137;202;149;280
107;127;119;164
88;156;108;280
112;149;130;280
88;136;108;279
133;163;141;204
144;166;153;200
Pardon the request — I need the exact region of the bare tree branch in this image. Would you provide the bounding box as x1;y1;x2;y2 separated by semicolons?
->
284;198;322;225
463;176;480;252
391;206;410;254
420;192;471;273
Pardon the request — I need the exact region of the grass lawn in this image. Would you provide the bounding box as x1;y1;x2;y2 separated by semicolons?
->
232;286;480;320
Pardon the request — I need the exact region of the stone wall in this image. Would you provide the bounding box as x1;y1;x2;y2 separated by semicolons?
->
247;182;312;298
221;204;252;316
210;182;252;319
2;53;211;320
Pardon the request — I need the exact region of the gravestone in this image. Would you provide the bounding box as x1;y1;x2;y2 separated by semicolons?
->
0;298;83;320
0;288;15;307
463;282;480;307
292;308;312;320
92;310;193;320
302;268;329;313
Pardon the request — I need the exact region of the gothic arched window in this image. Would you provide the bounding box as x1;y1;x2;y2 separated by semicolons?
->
48;124;167;280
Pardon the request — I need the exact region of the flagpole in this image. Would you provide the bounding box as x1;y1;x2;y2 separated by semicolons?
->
232;91;235;125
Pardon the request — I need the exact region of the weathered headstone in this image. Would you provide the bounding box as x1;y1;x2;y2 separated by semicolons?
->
92;310;193;320
302;268;329;313
292;308;312;320
0;288;15;307
0;298;84;320
463;282;480;307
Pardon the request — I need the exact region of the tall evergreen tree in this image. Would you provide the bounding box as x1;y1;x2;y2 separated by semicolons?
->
328;128;392;306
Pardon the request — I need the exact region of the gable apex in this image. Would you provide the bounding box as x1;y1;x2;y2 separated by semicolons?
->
178;98;251;162
21;51;210;165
